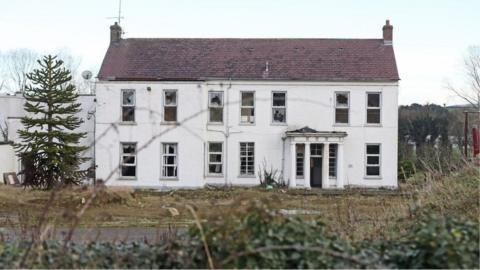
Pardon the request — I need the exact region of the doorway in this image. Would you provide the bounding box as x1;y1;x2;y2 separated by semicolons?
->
310;144;323;187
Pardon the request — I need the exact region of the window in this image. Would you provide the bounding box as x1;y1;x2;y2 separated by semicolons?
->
366;144;381;177
208;142;223;175
163;90;177;122
240;91;255;124
121;89;135;122
120;143;136;177
329;144;337;178
240;142;255;175
208;91;224;123
272;92;286;123
366;93;381;124
335;92;349;124
162;143;178;178
296;144;304;177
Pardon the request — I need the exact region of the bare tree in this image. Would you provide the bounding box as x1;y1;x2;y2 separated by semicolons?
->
446;46;480;108
2;49;39;93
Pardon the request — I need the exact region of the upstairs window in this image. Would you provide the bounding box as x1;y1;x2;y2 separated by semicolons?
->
366;93;381;124
239;142;255;175
121;89;135;122
335;92;349;124
272;92;286;124
240;91;255;124
366;144;381;177
164;90;177;122
208;91;224;123
120;142;136;178
208;142;223;175
162;143;178;178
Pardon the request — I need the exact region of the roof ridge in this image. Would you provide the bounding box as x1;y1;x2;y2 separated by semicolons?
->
122;37;384;41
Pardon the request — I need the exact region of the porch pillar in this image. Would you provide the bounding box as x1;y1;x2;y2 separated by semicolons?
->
304;143;311;188
289;142;296;188
322;143;330;189
337;143;344;189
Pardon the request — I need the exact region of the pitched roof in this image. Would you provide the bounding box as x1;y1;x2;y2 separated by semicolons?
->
98;38;399;82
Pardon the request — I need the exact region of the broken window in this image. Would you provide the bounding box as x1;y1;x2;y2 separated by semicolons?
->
208;91;224;123
164;90;177;122
240;91;255;124
121;89;135;122
208;142;223;175
366;93;381;124
162;143;178;178
120;142;136;177
272;91;286;123
335;92;349;124
366;144;381;176
240;142;255;175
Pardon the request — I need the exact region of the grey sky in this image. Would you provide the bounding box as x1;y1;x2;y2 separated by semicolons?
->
1;0;479;105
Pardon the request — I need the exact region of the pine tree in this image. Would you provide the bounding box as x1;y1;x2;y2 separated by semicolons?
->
15;55;88;189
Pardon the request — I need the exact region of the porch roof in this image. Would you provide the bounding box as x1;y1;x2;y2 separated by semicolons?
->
285;126;347;138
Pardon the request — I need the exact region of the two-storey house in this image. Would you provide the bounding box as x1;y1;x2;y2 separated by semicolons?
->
95;20;399;189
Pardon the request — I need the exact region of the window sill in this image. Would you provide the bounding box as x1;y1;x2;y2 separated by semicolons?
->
271;122;287;126
207;122;224;126
161;122;179;126
160;177;179;181
364;124;382;127
238;174;256;178
239;123;255;126
364;176;382;180
118;177;137;180
333;123;349;127
118;122;137;126
206;174;224;178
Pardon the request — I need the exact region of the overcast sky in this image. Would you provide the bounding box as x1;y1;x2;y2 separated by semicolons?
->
1;0;479;105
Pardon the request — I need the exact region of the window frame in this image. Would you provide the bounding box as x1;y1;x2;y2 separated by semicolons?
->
161;142;178;179
366;92;382;125
271;91;287;125
121;89;136;123
239;91;255;125
295;144;304;178
334;91;350;125
208;91;224;124
207;142;224;176
365;143;382;178
239;142;255;177
120;142;137;179
163;89;178;123
328;144;337;179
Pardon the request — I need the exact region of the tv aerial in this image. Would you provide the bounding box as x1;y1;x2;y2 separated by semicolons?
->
81;70;93;80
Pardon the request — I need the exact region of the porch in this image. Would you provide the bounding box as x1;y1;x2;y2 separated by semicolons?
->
286;127;347;189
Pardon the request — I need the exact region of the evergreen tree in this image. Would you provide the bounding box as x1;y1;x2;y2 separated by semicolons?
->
15;55;88;189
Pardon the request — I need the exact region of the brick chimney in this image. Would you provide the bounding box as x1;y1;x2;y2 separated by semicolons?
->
382;20;393;45
110;22;122;43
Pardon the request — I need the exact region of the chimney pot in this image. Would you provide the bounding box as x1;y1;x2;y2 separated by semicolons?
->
382;19;393;45
110;22;122;44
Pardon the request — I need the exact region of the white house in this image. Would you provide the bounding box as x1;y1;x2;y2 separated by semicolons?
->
94;20;399;189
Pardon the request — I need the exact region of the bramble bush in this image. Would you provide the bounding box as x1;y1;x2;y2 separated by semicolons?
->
0;200;478;269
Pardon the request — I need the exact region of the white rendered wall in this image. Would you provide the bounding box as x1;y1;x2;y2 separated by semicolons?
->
95;80;398;188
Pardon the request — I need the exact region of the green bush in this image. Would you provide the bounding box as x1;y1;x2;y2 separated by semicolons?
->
398;159;415;180
0;202;478;269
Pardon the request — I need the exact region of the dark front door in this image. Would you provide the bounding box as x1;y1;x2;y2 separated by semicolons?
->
310;157;322;187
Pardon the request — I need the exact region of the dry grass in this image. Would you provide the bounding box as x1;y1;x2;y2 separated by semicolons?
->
0;165;478;242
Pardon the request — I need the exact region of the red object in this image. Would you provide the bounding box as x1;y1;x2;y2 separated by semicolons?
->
473;127;480;157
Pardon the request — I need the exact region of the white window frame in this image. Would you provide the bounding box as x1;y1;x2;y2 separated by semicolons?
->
271;91;287;125
163;89;178;123
240;91;255;125
207;142;224;176
161;143;178;179
328;144;337;179
208;91;224;124
120;142;137;179
121;89;135;122
295;144;304;178
334;91;349;125
239;142;255;176
365;143;381;178
366;92;382;125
